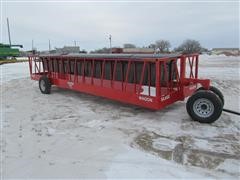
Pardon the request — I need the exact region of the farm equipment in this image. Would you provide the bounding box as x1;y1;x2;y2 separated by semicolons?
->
28;53;224;123
0;18;23;60
0;43;23;59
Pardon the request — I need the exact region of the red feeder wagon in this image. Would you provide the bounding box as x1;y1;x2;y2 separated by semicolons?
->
28;53;223;123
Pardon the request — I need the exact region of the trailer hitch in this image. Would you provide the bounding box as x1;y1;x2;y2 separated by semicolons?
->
223;108;240;116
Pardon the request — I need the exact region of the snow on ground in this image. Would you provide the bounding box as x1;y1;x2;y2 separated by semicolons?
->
0;62;29;85
199;55;240;112
0;55;240;179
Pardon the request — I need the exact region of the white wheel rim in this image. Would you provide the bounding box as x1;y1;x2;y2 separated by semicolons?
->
40;80;46;91
193;98;214;118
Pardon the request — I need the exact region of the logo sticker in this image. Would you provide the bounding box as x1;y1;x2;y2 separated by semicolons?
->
67;81;74;88
161;95;170;102
139;96;153;102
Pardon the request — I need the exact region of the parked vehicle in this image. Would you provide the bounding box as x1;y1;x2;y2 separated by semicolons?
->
0;43;23;59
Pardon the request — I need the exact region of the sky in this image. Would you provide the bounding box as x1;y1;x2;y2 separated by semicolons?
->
0;1;239;51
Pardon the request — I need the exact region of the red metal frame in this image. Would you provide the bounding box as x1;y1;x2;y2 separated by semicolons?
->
28;54;210;110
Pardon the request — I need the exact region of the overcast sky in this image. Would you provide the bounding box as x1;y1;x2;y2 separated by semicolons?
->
1;1;239;51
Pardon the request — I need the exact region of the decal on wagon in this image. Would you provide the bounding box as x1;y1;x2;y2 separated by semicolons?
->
67;81;74;88
161;95;170;102
139;96;153;102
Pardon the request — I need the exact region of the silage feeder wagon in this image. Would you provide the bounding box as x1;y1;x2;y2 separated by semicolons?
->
28;53;224;123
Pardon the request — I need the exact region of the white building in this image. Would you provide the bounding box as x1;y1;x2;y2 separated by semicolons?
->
55;46;80;54
211;48;239;56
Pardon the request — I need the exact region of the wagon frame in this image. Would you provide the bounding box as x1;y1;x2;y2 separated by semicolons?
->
28;53;223;123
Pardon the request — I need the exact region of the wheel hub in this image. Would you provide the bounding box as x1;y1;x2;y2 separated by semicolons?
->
193;98;214;118
40;80;46;91
201;104;207;110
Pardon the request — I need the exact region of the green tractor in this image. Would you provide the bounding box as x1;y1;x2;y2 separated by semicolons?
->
0;43;23;60
0;18;23;60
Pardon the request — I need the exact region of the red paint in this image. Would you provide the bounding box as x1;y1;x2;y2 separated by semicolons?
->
28;54;210;110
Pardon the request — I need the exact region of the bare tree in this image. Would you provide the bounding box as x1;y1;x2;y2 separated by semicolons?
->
123;43;136;48
174;39;203;54
148;43;156;50
155;40;171;53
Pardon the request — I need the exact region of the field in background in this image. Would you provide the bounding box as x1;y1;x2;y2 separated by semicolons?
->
0;57;28;65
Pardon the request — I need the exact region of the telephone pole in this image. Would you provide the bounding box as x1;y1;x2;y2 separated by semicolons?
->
32;39;34;51
48;39;51;51
7;18;11;46
109;34;112;53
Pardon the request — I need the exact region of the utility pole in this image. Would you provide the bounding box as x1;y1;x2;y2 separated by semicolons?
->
32;39;34;51
48;39;51;51
7;18;11;46
74;40;76;47
109;34;112;53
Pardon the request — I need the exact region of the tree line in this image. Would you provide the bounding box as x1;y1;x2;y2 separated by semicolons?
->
91;39;207;54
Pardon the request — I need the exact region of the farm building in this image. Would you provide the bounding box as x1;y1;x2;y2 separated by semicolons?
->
211;48;239;56
55;46;80;54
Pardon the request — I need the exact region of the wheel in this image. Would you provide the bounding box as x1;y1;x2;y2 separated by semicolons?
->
39;76;51;94
186;90;223;123
197;86;224;105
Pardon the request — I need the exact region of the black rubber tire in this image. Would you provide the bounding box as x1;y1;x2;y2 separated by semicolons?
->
39;76;51;94
197;86;224;106
186;90;223;123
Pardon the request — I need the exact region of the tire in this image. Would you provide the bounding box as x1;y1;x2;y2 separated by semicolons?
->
39;76;51;94
186;90;223;123
197;86;224;106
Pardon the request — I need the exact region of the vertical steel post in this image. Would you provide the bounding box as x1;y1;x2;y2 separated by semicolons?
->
124;61;131;91
195;55;199;79
82;59;85;83
112;60;117;88
134;62;137;93
101;60;106;86
91;60;95;85
74;59;77;83
138;62;146;94
28;57;32;76
156;60;160;98
180;55;186;82
148;63;151;96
